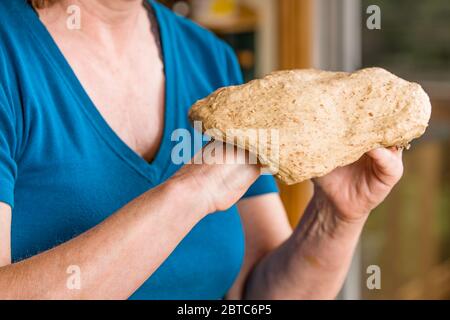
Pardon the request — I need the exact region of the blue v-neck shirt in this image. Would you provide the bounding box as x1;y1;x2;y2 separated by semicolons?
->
0;0;277;299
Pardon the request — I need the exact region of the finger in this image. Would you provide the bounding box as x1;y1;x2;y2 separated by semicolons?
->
366;147;402;175
387;146;403;159
367;147;401;162
367;147;392;162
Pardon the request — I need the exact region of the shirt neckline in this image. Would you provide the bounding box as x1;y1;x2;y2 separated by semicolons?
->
18;0;175;184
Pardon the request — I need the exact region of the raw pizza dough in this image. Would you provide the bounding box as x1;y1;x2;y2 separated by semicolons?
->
189;68;431;185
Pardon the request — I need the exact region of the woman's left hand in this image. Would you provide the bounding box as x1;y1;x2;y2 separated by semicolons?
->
314;147;404;223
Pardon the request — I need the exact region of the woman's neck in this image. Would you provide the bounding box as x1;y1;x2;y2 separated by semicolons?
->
36;0;150;55
67;0;144;27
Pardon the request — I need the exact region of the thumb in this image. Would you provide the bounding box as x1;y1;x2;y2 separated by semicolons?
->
366;147;404;184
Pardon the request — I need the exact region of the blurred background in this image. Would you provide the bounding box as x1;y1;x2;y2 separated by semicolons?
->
158;0;450;299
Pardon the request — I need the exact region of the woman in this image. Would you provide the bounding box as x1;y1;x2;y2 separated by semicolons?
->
0;0;403;299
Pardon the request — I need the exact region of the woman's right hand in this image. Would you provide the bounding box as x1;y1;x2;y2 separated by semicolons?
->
171;140;261;214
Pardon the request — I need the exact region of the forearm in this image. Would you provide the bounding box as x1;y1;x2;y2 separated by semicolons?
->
0;177;206;299
244;185;367;299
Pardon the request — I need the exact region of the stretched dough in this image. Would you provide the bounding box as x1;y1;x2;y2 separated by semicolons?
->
189;68;431;184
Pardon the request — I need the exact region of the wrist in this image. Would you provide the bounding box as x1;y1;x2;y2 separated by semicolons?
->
163;172;212;220
313;184;369;225
306;185;368;239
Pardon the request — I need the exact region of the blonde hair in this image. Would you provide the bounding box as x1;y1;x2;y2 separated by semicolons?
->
29;0;59;9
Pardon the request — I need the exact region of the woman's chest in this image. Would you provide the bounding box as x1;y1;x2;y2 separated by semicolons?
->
38;1;167;162
66;47;166;162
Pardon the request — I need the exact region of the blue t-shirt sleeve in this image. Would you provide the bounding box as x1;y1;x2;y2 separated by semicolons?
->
221;43;279;198
0;86;17;208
